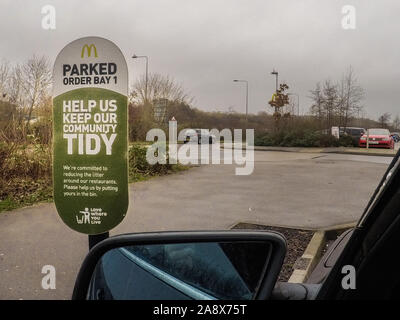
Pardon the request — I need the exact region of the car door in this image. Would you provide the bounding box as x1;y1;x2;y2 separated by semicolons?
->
317;149;400;299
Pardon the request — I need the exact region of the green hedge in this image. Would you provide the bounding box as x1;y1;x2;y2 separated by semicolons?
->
129;144;186;182
255;131;358;148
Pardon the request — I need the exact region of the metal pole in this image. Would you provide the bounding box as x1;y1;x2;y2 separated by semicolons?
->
271;71;279;115
288;93;299;116
132;55;149;104
245;81;248;118
297;95;300;116
233;80;248;118
145;56;148;104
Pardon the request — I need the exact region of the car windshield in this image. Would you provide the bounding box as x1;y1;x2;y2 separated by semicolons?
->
1;1;400;301
368;129;390;135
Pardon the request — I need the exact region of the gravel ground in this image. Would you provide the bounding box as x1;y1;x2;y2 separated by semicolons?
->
232;223;314;282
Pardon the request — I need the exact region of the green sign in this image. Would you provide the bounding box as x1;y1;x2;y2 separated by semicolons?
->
52;37;129;234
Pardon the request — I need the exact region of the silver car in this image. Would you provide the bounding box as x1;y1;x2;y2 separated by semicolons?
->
183;129;216;144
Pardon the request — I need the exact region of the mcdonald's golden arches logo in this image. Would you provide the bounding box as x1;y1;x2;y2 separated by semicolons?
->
81;44;98;58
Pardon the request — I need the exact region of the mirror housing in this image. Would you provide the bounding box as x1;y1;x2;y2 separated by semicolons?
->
72;231;286;300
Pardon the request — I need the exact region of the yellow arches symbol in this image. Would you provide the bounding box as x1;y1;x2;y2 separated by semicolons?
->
81;44;98;58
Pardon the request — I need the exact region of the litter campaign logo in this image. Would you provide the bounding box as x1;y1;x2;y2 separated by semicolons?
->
52;37;129;234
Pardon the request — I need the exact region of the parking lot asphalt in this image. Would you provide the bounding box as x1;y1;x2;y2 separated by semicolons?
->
0;149;390;299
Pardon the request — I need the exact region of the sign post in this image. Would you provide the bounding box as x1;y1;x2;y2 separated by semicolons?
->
331;126;340;139
52;37;129;247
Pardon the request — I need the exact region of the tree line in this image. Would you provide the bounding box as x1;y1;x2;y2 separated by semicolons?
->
308;66;399;131
0;56;51;134
1;56;399;146
309;66;365;130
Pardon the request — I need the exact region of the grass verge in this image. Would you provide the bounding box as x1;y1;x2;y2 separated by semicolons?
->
0;144;189;213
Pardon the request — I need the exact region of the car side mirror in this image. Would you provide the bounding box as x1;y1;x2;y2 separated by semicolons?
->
72;231;286;300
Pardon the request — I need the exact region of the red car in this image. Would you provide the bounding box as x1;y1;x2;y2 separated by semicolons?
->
359;128;395;149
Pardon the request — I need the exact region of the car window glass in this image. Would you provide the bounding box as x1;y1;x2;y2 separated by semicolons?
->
88;249;192;300
125;242;271;299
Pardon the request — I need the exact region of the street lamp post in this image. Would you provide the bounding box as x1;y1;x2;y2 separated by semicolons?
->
132;54;149;103
288;93;300;116
233;79;249;118
271;70;278;92
270;70;279;115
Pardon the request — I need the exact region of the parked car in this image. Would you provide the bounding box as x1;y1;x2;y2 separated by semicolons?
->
183;129;216;144
359;128;395;149
339;127;366;139
72;150;400;299
390;132;400;143
339;127;366;146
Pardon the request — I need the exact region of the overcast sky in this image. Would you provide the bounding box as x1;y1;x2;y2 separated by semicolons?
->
1;0;399;119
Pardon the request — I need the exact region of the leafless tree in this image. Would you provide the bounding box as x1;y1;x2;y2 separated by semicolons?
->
310;67;364;130
0;59;10;100
131;73;193;106
378;113;391;128
309;82;324;126
337;66;364;128
8;64;25;107
309;80;338;128
21;55;52;130
322;80;339;129
392;115;400;131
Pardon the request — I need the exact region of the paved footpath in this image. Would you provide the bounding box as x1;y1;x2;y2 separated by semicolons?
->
242;143;399;157
0;150;391;299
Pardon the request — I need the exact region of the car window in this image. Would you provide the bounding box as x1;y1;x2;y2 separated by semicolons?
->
89;248;192;300
369;129;390;135
124;242;271;299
